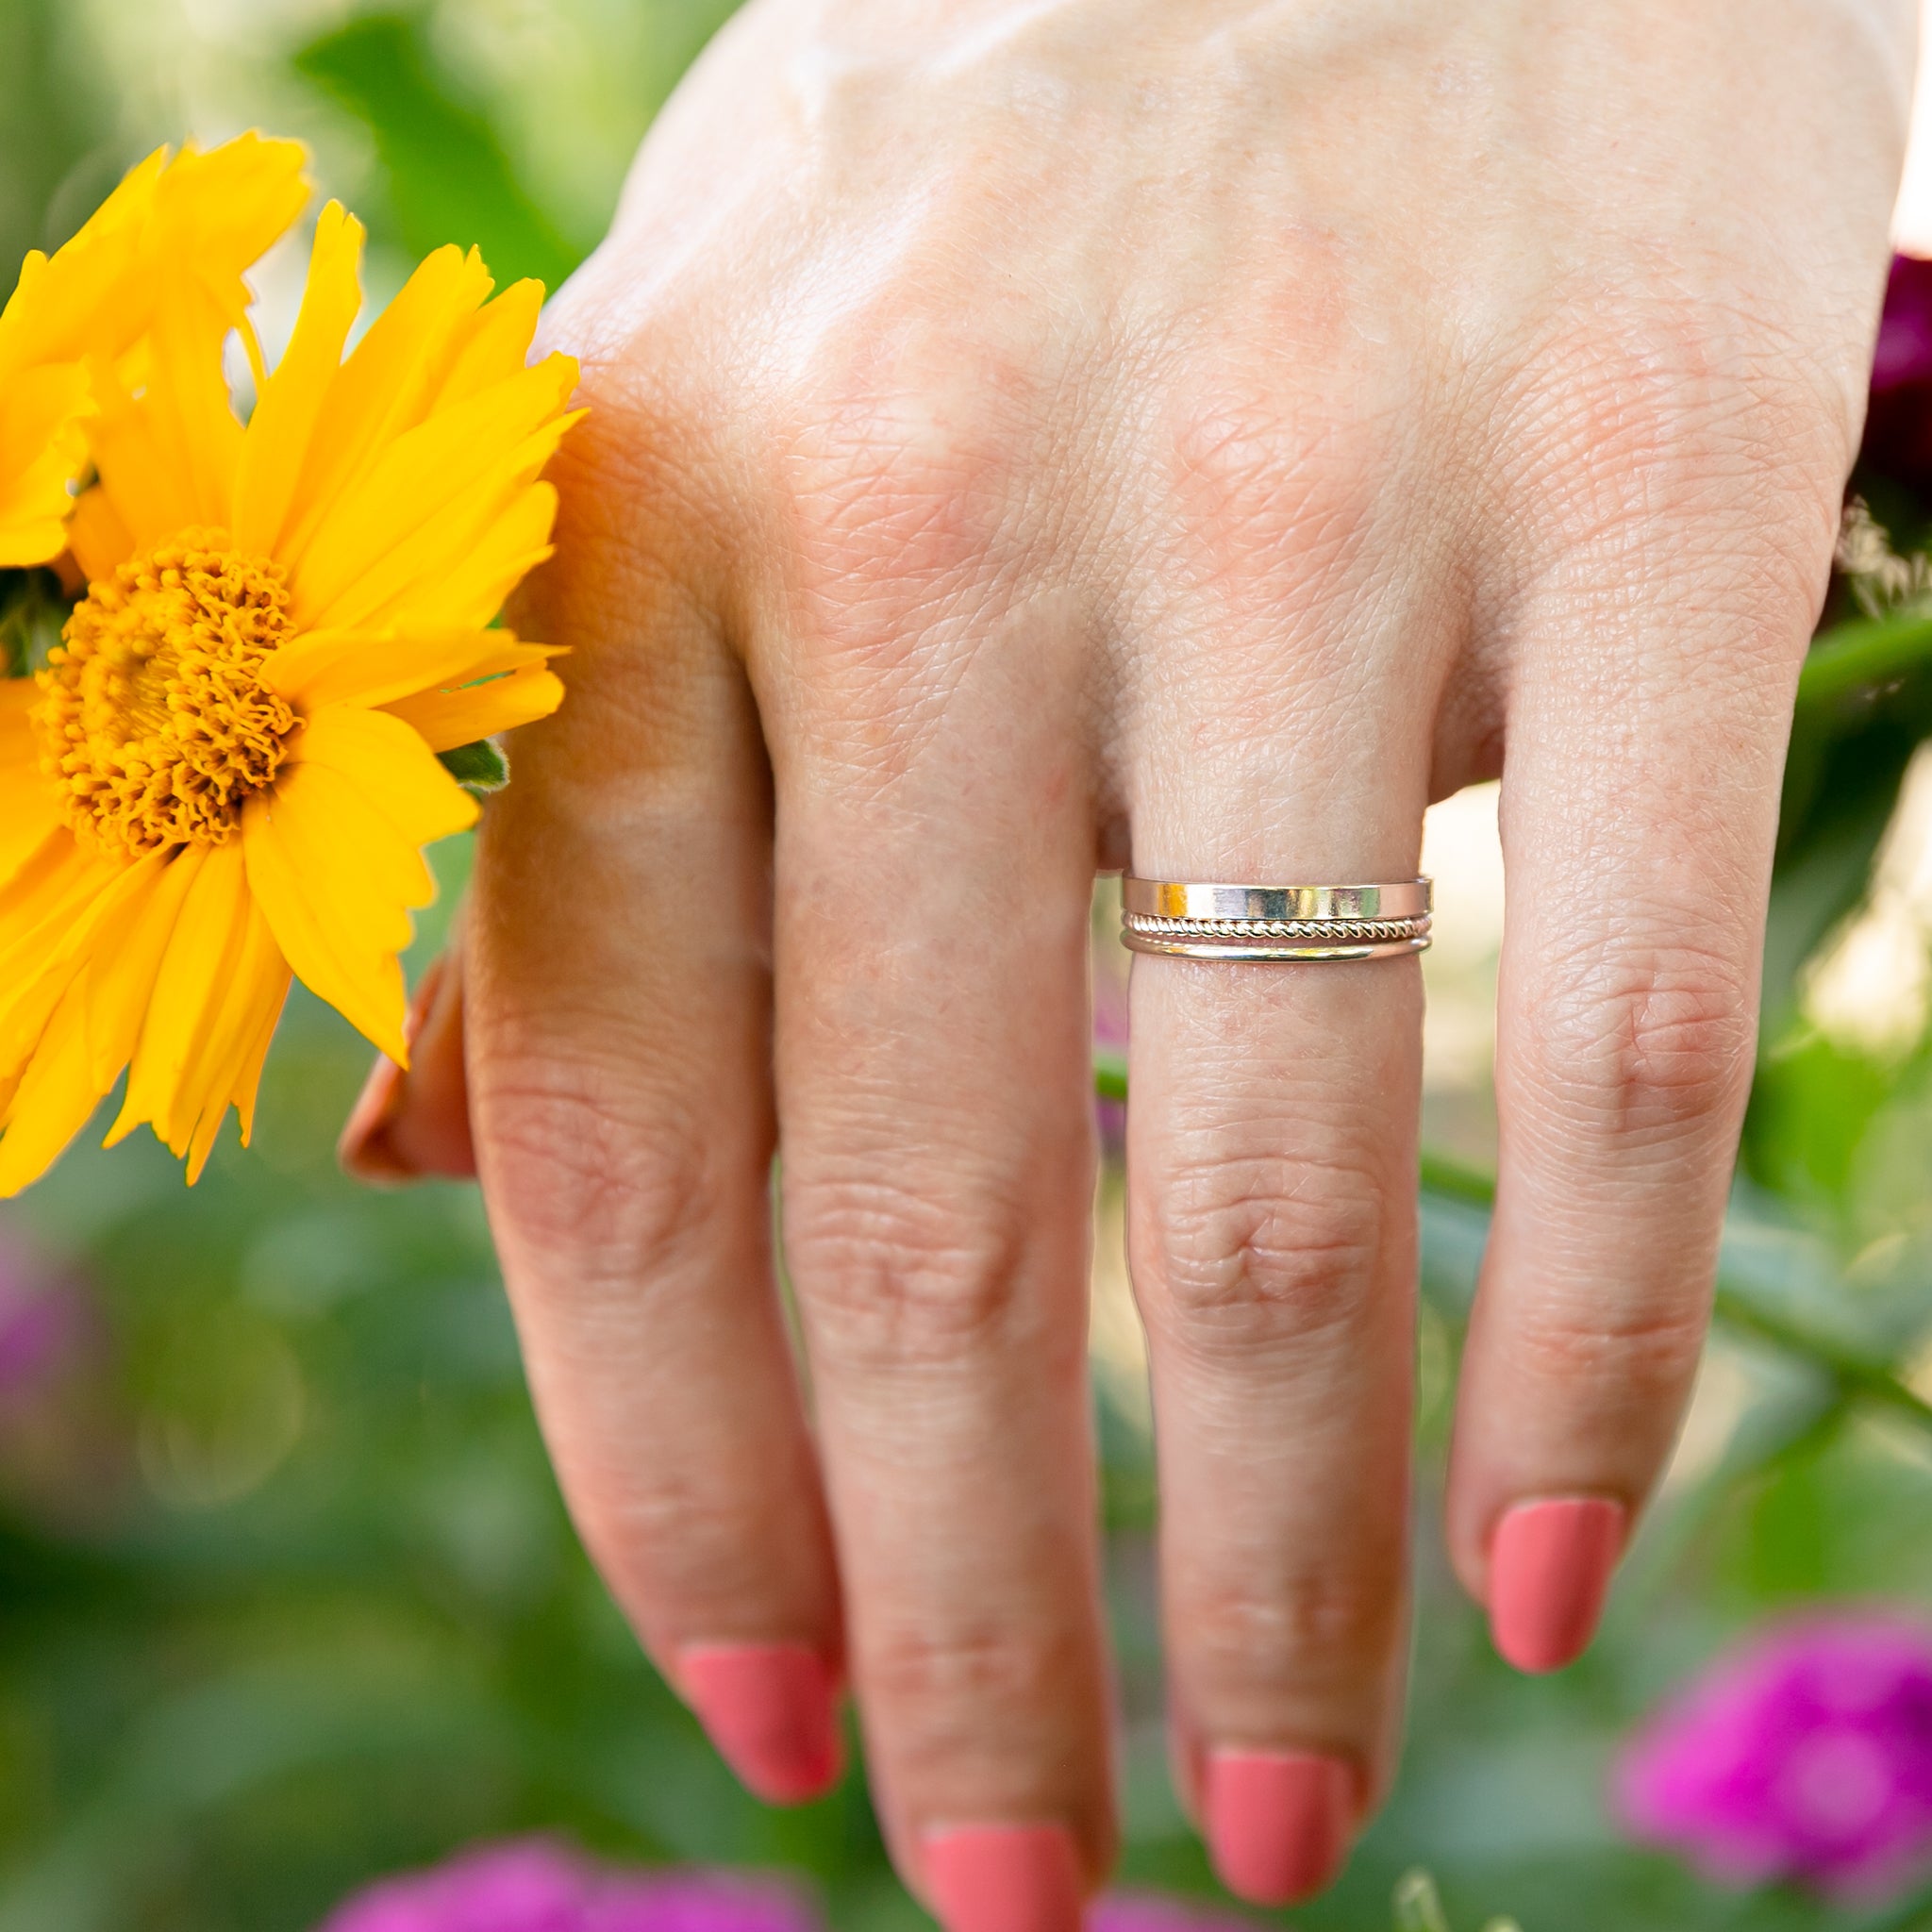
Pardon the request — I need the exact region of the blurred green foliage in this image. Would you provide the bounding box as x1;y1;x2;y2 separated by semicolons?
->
0;0;113;287
8;3;1932;1930
292;14;583;291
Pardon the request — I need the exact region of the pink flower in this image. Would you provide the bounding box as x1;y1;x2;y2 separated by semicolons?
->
0;1224;90;1408
1615;1612;1932;1900
318;1840;824;1932
1861;255;1932;493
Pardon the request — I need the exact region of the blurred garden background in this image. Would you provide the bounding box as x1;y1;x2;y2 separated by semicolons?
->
10;1;1932;1927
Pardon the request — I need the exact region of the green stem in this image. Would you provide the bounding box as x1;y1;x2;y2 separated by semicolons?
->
1795;608;1932;715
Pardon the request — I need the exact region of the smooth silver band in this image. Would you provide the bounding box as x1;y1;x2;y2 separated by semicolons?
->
1120;876;1432;961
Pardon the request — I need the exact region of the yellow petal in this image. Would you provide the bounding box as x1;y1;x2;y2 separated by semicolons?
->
427;277;545;411
266;625;558;713
243;710;475;1059
83;843;205;1093
0;982;104;1195
0;834;140;1046
0;152;162;375
275;244;499;573
232;203;366;558
372;479;560;634
0;843;170;1192
0;684;68;889
140;137;310;349
107;841;250;1150
101;841;290;1176
82;354;206;556
67;483;135;582
136;290;242;532
0;363;92;568
290;359;580;628
181;911;290;1180
385;661;566;751
0;136;306;572
286;705;479;853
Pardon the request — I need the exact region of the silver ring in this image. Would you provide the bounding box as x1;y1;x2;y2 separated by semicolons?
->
1120;876;1432;960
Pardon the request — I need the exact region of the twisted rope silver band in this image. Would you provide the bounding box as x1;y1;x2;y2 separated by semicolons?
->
1120;875;1433;961
1124;914;1430;943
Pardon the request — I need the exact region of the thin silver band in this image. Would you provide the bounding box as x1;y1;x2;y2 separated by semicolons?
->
1120;876;1432;961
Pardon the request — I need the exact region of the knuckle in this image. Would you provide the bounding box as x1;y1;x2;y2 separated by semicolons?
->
1505;298;1852;560
1168;382;1382;588
865;1615;1081;1733
1508;1291;1710;1408
1188;1568;1404;1682
1136;1149;1385;1352
784;1172;1030;1365
1520;940;1756;1147
475;1055;741;1298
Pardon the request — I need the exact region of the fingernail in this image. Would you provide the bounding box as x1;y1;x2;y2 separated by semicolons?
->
1203;1750;1353;1906
339;956;463;1185
677;1643;842;1805
338;1053;409;1182
1488;1495;1625;1674
921;1824;1085;1932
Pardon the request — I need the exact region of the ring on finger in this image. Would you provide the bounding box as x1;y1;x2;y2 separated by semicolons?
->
1119;877;1432;961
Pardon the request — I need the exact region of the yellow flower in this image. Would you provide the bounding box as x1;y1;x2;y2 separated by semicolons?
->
0;137;308;567
0;191;579;1191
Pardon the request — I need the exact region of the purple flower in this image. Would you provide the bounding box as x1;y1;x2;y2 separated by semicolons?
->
0;1243;89;1407
1862;255;1932;492
1615;1612;1932;1899
318;1841;825;1932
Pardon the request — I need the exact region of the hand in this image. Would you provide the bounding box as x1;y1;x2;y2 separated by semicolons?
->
342;0;1912;1914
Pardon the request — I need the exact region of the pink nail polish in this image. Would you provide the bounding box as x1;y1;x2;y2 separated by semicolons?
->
338;1054;408;1180
1488;1495;1625;1674
1203;1751;1353;1906
338;955;450;1183
678;1643;842;1805
922;1824;1084;1932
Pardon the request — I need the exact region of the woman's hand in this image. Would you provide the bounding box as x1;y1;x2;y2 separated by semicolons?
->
345;0;1912;1915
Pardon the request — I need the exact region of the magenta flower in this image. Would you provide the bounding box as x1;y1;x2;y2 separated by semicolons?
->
318;1840;825;1932
0;1224;90;1408
1862;255;1932;492
1615;1613;1932;1899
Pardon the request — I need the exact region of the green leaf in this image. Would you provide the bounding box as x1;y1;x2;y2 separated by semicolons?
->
1742;1024;1902;1209
0;567;71;677
437;739;508;796
0;0;114;296
292;12;584;291
1795;608;1932;718
1092;1045;1127;1105
1762;603;1932;1039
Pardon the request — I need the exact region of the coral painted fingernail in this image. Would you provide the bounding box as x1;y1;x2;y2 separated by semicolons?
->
922;1824;1085;1932
678;1644;842;1805
339;954;448;1182
1203;1750;1353;1905
1488;1495;1626;1674
338;1053;408;1181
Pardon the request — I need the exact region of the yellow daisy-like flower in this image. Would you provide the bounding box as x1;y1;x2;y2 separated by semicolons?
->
0;136;308;566
0;182;578;1192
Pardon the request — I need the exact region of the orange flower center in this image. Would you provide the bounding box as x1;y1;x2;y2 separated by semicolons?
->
35;530;299;856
